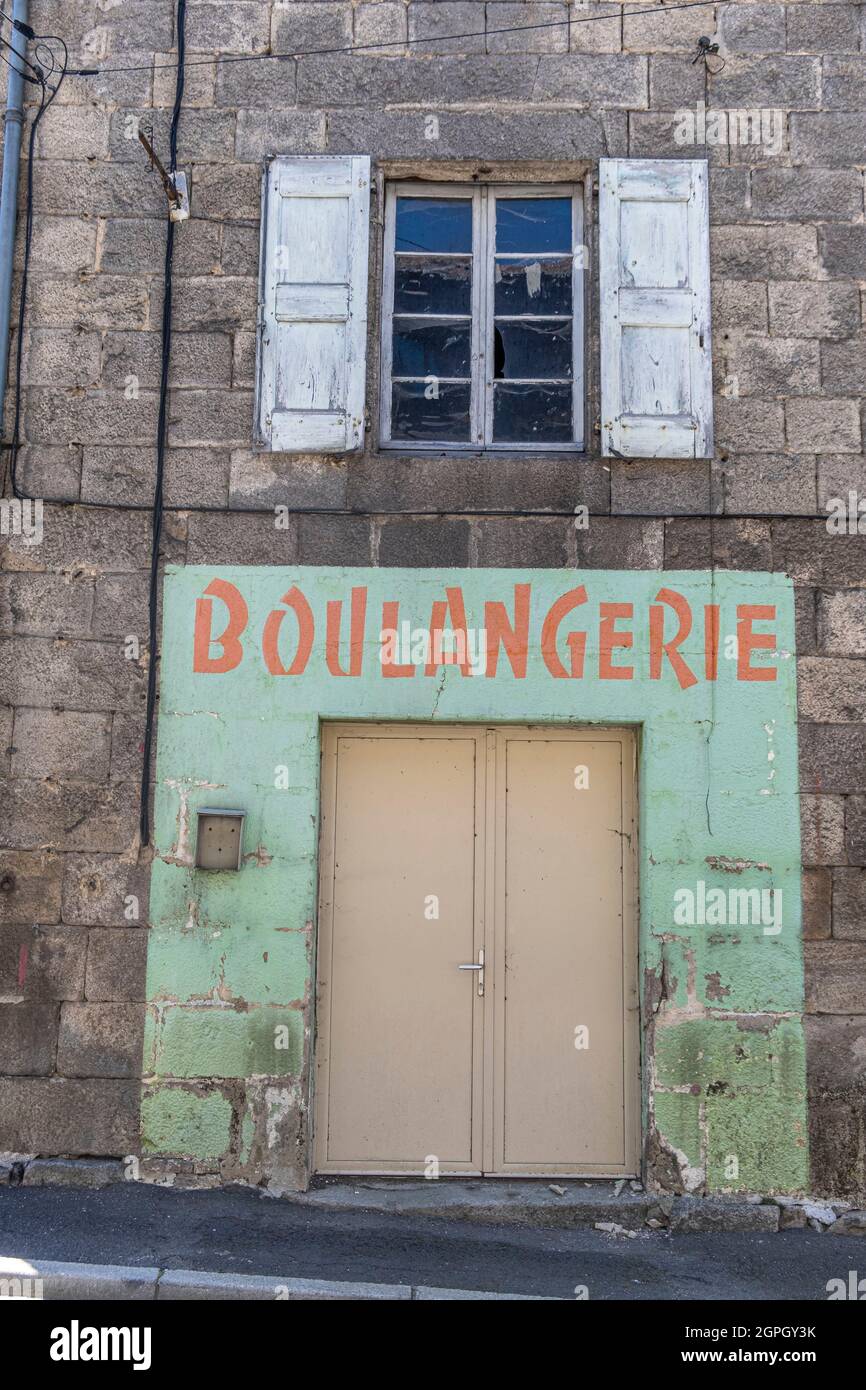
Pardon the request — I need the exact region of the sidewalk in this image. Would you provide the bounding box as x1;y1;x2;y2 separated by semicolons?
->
1;1181;864;1300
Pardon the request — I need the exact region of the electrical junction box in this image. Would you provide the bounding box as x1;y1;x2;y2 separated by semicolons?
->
195;809;245;870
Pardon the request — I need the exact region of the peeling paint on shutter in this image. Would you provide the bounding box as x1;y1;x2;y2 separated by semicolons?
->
599;159;713;460
257;156;371;453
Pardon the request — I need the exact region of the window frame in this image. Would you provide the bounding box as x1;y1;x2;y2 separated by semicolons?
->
379;180;585;454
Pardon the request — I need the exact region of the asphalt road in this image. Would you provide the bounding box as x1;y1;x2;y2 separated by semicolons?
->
0;1184;862;1300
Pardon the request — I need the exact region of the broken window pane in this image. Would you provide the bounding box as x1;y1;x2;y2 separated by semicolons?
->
396;197;473;254
494;257;572;316
495;198;571;254
494;320;572;381
492;383;572;443
394;256;472;316
391;380;472;443
393;318;472;378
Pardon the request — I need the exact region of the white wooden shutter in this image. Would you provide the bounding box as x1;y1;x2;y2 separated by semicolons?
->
257;155;371;452
599;159;712;459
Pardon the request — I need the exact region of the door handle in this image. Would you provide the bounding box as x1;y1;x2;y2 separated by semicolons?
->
457;947;484;996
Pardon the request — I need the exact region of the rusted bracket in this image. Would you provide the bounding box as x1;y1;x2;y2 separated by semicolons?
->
138;128;190;221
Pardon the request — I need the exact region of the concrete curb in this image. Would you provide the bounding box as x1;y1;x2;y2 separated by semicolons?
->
2;1259;556;1301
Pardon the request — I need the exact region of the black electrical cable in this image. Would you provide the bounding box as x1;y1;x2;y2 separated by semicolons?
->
139;0;186;848
6;35;67;501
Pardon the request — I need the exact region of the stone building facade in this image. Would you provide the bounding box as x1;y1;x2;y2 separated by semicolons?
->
0;0;864;1196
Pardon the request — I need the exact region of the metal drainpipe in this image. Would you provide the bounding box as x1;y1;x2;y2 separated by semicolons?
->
0;0;29;440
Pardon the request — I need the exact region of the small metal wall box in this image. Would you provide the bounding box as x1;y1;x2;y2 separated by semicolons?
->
195;809;245;871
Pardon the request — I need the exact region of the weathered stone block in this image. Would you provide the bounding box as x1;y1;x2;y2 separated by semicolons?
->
807;1099;861;1195
801;867;831;941
819;225;866;279
710;224;818;280
786;400;861;455
769;283;860;341
623;4;708;51
610;458;711;515
0;638;146;717
188;164;262;222
798;723;866;795
476;518;570;567
569;1;621;53
167;389;254;447
79;448;155;508
533;52;647;105
727;337;819;397
327;107;622;159
169;276;258;332
215;56;297;107
186;510;299;564
800;794;846;866
408;2;486;55
221;225;260;277
817;591;866;658
228;451;347;509
805;942;866;1014
715;454;816;516
798;657;866;724
235;110;326;161
710;54;819;109
62;855;150;929
57;1003;145;1079
791;114;866;167
0;779;138;854
30;276;150;332
25;389;161;449
787;5;861;54
0;925;87;1001
354;3;408;50
35;107;110;161
11;709;111;783
379;519;471;567
31;163;165;218
822;56;866;112
0;573;94;637
718;3;785;52
187;0;271;52
714;398;785;453
846;796;866;867
165;448;233;508
24;330;101;390
712;281;768;332
486;3;568;54
648;53;704;107
296;514;372;565
0;852;63;926
576;517;664;568
25;217;96;275
21;1157;125;1187
751;168;862;221
86;930;149;1002
833;870;866;942
0;1004;58;1075
272;1;353;52
820;340;866;397
0;1077;139;1153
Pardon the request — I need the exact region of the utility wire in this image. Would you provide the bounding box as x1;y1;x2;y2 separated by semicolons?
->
66;0;720;76
139;0;186;848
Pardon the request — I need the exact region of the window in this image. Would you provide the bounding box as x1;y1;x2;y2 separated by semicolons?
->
380;183;585;452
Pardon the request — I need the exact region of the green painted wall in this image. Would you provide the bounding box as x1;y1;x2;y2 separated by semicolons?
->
143;565;807;1193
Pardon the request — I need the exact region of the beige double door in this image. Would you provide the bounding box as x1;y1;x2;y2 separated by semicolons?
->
314;724;638;1177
